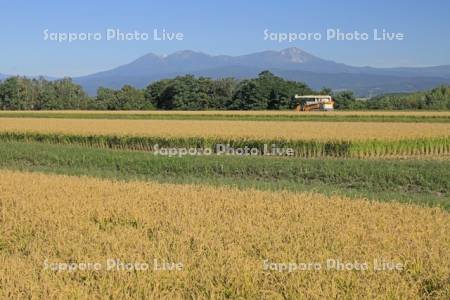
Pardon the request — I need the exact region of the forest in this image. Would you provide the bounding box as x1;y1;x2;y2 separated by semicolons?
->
0;71;449;110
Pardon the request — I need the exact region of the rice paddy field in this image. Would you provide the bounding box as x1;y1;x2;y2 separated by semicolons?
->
1;110;449;122
0;110;449;299
0;117;449;140
1;109;450;116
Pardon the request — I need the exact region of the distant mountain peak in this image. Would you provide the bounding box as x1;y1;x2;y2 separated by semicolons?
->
168;50;210;59
280;47;304;55
134;50;216;63
280;47;317;63
131;52;163;64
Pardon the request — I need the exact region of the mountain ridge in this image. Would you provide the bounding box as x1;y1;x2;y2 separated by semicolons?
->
2;48;450;96
72;47;450;96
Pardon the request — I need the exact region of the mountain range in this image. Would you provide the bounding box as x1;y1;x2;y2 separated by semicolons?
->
3;48;450;96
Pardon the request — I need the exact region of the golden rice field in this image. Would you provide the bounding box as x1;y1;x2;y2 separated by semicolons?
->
0;170;449;299
0;118;449;140
1;110;450;116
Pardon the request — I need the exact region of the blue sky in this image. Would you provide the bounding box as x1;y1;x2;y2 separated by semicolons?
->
1;0;449;77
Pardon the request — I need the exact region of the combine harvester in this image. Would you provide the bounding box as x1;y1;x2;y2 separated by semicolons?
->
294;95;335;111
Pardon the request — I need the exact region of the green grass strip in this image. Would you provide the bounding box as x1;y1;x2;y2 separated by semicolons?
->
0;112;449;123
0;141;448;210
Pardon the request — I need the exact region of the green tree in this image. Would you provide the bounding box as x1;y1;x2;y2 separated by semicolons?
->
333;91;366;110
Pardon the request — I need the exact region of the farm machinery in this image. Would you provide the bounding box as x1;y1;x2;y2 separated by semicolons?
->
294;95;335;111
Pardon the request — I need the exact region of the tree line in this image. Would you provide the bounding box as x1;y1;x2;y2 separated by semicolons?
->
0;77;89;110
0;71;449;110
365;86;450;110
